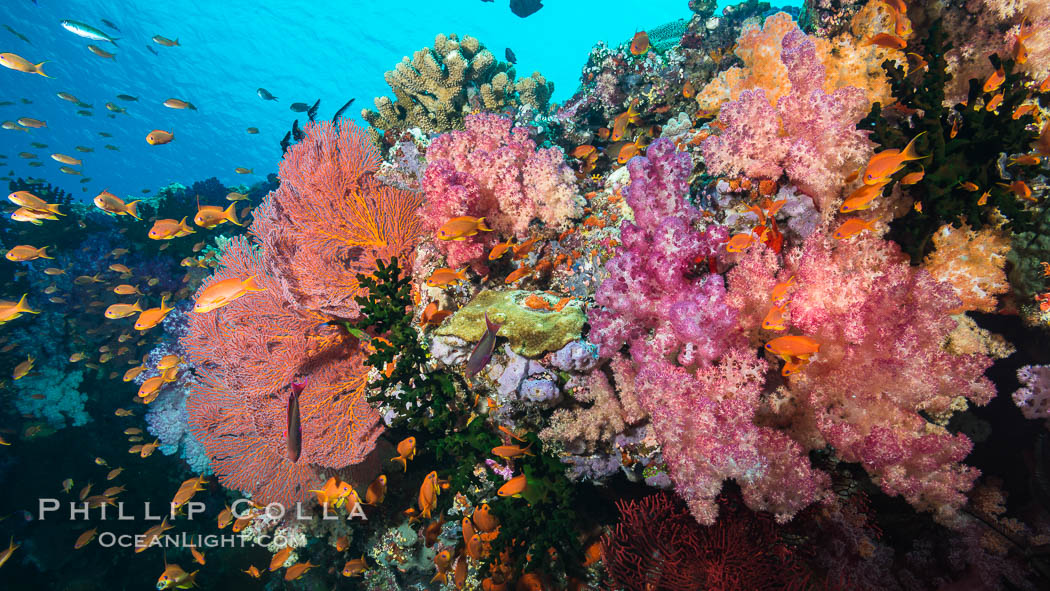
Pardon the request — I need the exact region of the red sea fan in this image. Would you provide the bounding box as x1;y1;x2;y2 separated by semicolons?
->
252;119;425;320
602;492;811;591
182;236;383;507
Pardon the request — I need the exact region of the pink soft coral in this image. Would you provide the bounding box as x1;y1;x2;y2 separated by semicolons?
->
727;234;995;522
636;350;827;525
420;113;579;268
701;28;873;214
588;138;737;370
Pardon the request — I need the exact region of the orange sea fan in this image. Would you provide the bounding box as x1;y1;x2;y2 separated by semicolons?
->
183;236;383;506
252;119;426;320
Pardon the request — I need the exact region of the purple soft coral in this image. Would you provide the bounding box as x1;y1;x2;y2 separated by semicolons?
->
588;138;737;370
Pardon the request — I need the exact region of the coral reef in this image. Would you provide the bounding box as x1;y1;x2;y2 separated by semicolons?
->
362;33;553;136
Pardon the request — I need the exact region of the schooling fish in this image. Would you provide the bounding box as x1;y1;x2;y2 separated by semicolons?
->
505;47;517;63
60;20;119;44
289;102;310;113
465;313;501;378
257;88;277;101
332;98;355;123
152;34;179;47
4;24;31;44
286;377;306;462
115;94;137;101
292;118;303;141
307;99;320;122
0;53;48;77
146;129;174;145
87;45;115;59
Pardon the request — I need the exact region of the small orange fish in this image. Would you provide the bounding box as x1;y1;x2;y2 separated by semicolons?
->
630;31;650;55
840;179;891;212
193;275;264;313
985;93;1004;112
269;546;293;571
106;300;144;320
5;244;52;262
74;527;97;549
437;216;492;241
146;129;174;145
472;503;500;532
390;437;416;471
243;565;262;578
949;117;960;139
900;168;924;185
419;301;452;328
571;145;596;159
761;304;789;331
511;236;541;259
863;132;927;184
765;335;820;360
365;474;387;505
1013;104;1037;120
342;556;368;577
427;267;468;288
189;544;206;565
135;296;174;330
959;181;979;192
983;66;1005;93
497;473;528;497
283;561;316;581
865;33;906;50
94;189;141;219
163;98;196;110
492;443;533;459
725;232;755;253
149;217;196;240
504;265;532;284
913;200;923;213
1008;154;1041;166
833;218;877;240
999;180;1034;201
1040;261;1050;277
977;191;990;206
194;203;241;228
682;80;695;98
0;52;49;77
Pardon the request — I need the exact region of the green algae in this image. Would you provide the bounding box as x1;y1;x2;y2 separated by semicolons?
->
434;290;585;358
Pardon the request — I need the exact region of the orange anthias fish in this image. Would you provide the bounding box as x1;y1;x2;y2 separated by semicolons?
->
765;335;821;359
146;129;174;145
1008;154;1041;166
725;232;756;253
0;52;50;77
134;296;175;330
833;218;878;240
74;527;97;549
13;355;34;380
1000;180;1035;202
985;93;1004;112
5;244;52;261
342;556;368;577
0;536;20;568
863;132;927;184
865;33;906;50
419;301;452;328
390;436;416;471
426;267;468;288
194;203;241;228
94;189;141;219
488;237;517;260
497;474;528;498
269;546;293;571
193;275;264;313
762;304;789;331
156;560;197;589
365;475;387;505
284;561;316;581
437;216;492;241
900;168;925;185
630;31;650;55
8;191;63;216
419;471;440;519
149;217;195;240
840;179;891;213
0;294;39;324
983;66;1005;93
163;98;197;110
105;300;144;320
770;276;794;307
492;443;533;459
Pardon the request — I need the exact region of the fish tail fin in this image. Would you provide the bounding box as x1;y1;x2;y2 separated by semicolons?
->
224;203;242;226
390;456;407;472
48;203;64;215
39;246;53;259
132;299;143;312
901;131;928;161
477;217;492;232
35;61;50;78
484;312;502;335
175;38;180;46
16;293;39;315
242;275;265;292
125;200;141;219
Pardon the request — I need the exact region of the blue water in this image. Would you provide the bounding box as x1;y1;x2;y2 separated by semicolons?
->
0;1;777;200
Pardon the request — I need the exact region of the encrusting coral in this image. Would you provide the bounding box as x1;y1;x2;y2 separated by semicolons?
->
362;33;553;136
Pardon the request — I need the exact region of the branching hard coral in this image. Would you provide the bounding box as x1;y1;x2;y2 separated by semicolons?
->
636;351;827;525
701;27;874;215
252;119;425;320
728;234;996;522
588;138;736;370
420;113;579;268
858;19;1049;262
183;236;383;507
922;222;1011;314
362;33;553;136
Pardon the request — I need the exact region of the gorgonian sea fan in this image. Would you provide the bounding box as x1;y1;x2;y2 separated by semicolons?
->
252;119;426;320
182;236;382;507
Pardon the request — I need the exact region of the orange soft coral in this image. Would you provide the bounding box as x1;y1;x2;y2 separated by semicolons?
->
696;2;905;114
923;222;1011;314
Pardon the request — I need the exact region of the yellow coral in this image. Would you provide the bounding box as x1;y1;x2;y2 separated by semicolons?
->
696;1;904;114
923;222;1011;314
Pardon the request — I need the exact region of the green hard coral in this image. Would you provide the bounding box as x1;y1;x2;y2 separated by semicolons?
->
435;290;585;358
857;19;1049;263
353;257;463;435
